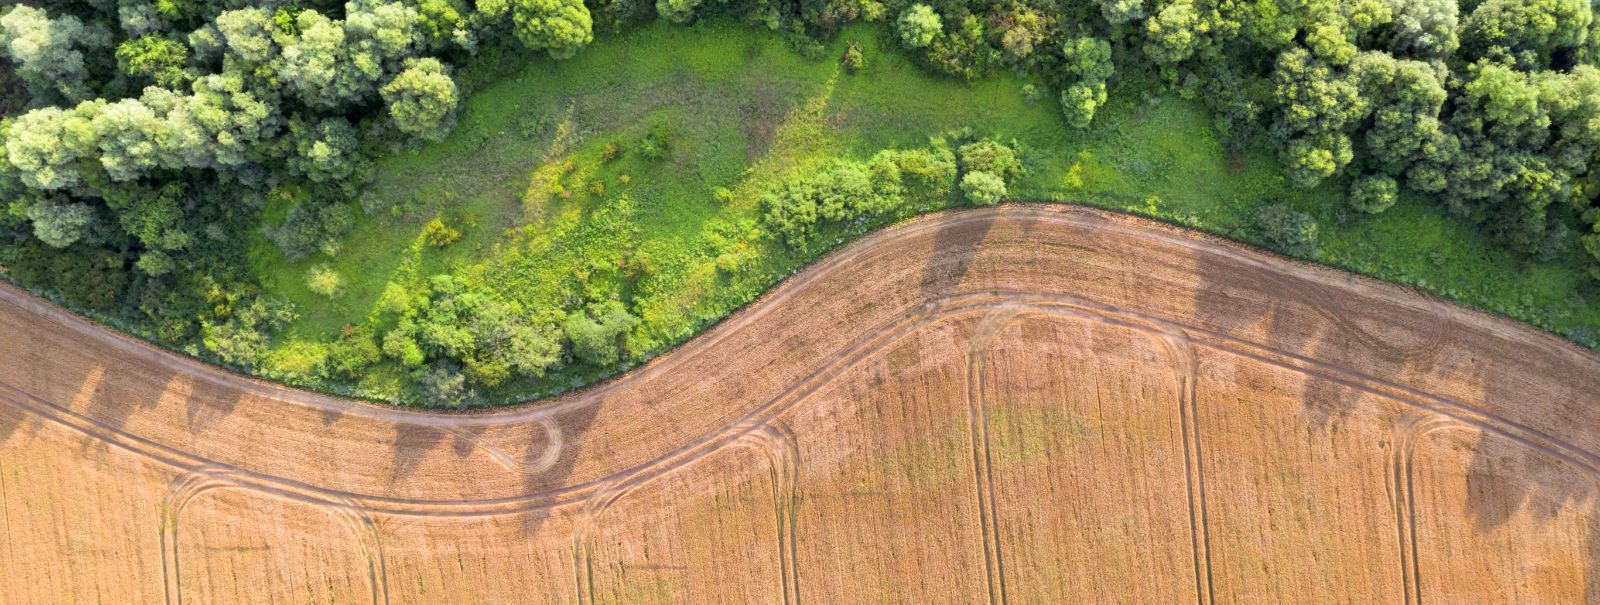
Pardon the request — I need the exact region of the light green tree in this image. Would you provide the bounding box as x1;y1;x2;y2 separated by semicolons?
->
960;171;1006;205
116;35;190;88
897;5;942;49
511;0;593;59
26;199;95;248
0;5;109;103
381;57;458;141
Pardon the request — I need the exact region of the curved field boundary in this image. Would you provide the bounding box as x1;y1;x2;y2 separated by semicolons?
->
2;205;1597;603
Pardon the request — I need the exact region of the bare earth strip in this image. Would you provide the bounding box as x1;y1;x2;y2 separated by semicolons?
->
2;205;1599;604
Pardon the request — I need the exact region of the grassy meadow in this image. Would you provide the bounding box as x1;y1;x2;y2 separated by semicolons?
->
247;20;1600;404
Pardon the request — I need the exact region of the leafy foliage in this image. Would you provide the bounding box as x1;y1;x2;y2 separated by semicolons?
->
896;5;940;49
563;300;639;365
1256;203;1319;255
960;171;1006;205
381;58;459;142
1349;174;1398;214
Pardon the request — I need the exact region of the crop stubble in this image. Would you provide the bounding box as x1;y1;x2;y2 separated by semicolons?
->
0;206;1597;603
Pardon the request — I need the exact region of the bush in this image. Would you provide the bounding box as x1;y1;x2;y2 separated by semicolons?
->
326;325;381;379
382;328;426;368
398;275;563;388
200;297;298;368
563;300;640;366
639;123;673;161
1061;81;1107;128
268;201;356;261
1020;83;1042;105
1256;203;1319;254
960;171;1007;205
377;282;412;313
891;147;957;193
841;42;864;73
418;360;468;407
422;217;461;247
656;0;701;23
761;181;821;247
760;155;912;248
957;139;1022;181
1349;174;1398;214
306;263;345;297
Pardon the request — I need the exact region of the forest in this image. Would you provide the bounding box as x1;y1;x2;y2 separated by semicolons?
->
1;0;1598;405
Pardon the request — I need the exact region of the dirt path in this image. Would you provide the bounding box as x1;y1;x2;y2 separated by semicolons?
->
2;205;1597;603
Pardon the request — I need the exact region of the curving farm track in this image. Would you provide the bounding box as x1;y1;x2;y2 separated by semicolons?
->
2;205;1599;603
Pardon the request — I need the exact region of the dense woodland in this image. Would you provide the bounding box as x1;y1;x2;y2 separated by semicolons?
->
1;0;1598;404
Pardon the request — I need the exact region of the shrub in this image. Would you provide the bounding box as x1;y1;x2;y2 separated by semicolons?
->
1020;83;1042;105
563;300;639;366
402;275;563;387
1256;203;1319;254
760;179;822;247
422;217;461;247
1349;174;1398;214
418;360;468;407
639;124;673;161
656;0;701;23
842;41;864;73
923;14;997;80
892;147;958;193
957;139;1022;181
326;325;381;379
760;157;910;247
815;163;874;220
960;171;1007;205
268;201;356;261
306;263;345;297
600;141;621;162
376;284;411;315
200;297;298;368
1061;81;1107;128
382;327;426;368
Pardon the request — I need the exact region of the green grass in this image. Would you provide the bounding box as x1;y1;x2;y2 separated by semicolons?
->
247;19;1600;405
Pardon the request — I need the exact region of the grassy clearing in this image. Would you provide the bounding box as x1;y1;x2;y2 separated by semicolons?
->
248;19;1600;405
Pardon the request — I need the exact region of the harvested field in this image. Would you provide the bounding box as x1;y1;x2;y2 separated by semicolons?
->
1;205;1598;603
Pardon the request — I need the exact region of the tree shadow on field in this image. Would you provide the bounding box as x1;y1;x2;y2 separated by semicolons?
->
919;209;994;303
384;394;602;537
1460;348;1600;601
387;424;446;488
0;402;28;447
519;401;600;535
1191;245;1359;431
183;375;240;435
1189;222;1600;598
1457;428;1600;599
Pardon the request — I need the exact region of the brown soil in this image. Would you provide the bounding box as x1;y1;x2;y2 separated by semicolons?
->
1;205;1597;604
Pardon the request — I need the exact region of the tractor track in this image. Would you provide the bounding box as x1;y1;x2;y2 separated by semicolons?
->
3;205;1598;603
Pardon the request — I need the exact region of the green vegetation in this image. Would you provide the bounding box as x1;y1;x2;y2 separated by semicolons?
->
1;0;1598;406
250;23;1595;404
